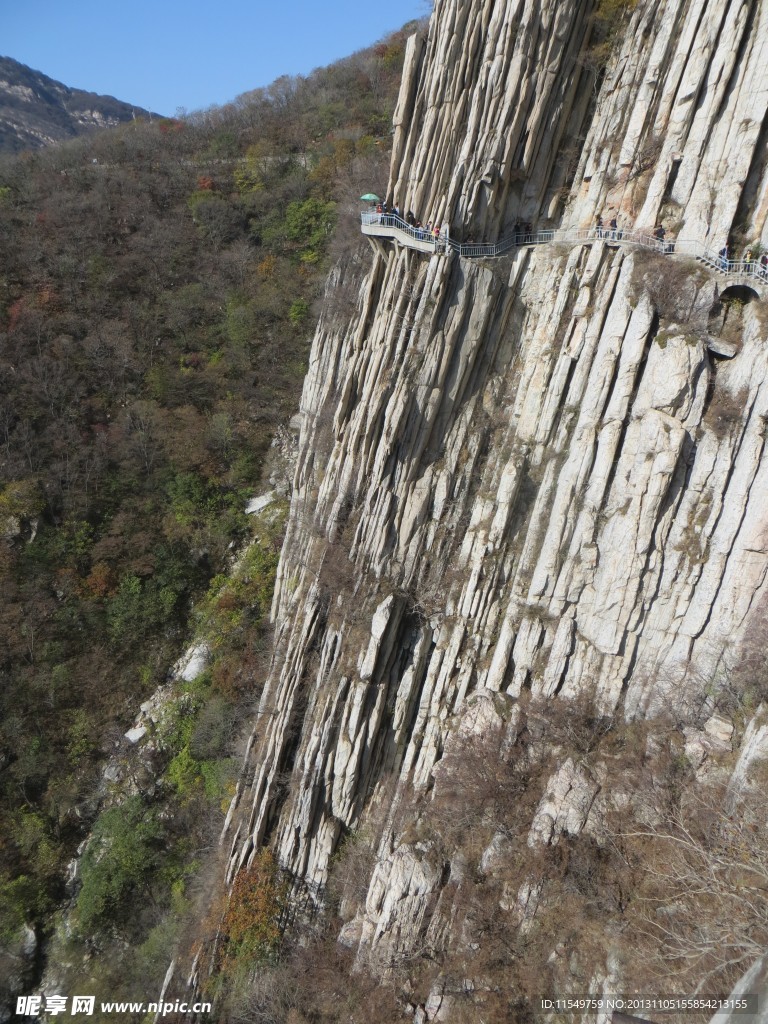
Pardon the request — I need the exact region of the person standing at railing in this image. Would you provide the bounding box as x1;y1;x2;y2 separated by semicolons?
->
719;245;728;271
514;221;522;243
609;216;618;240
596;215;603;238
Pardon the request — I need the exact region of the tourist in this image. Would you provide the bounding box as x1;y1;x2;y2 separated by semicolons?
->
719;245;729;270
609;216;618;239
596;215;603;238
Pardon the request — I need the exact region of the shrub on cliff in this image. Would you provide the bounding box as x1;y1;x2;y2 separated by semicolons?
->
75;796;166;935
220;851;286;967
582;0;639;72
618;781;768;990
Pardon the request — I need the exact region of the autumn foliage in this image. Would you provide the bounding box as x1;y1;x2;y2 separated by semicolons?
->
220;850;287;969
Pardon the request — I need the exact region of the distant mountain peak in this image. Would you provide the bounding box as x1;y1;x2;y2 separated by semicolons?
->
0;55;162;154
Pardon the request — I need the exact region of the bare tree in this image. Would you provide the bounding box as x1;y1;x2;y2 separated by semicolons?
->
614;781;768;990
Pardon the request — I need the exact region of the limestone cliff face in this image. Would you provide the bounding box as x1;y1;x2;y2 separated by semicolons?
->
223;0;768;989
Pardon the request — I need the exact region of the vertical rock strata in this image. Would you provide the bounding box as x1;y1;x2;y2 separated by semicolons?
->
225;0;768;983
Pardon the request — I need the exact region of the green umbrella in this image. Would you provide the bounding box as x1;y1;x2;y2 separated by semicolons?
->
360;193;380;202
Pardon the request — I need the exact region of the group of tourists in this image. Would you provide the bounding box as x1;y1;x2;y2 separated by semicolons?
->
718;244;768;276
595;214;623;241
375;201;447;244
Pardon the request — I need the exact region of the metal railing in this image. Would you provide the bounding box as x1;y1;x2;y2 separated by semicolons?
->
361;211;449;250
360;212;768;287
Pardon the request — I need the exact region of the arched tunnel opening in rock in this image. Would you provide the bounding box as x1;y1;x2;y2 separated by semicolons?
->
719;284;760;304
707;284;759;355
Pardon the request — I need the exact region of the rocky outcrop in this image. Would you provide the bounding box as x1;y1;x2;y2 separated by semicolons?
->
223;0;768;1003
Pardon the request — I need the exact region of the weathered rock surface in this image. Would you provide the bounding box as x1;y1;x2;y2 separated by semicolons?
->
222;0;768;1005
527;759;600;847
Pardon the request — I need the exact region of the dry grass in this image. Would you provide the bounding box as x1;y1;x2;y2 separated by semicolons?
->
702;383;748;440
630;249;709;323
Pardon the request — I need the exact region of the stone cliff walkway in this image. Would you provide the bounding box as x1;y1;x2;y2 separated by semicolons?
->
360;212;767;293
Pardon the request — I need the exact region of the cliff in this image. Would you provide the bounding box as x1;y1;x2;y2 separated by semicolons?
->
221;0;768;1011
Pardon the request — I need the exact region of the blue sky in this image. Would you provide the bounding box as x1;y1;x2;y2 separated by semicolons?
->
4;0;427;116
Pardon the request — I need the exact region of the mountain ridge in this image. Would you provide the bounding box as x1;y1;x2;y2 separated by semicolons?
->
0;55;162;154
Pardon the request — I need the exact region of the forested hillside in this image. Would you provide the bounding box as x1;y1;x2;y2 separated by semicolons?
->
0;26;415;1012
